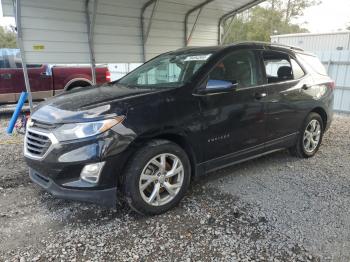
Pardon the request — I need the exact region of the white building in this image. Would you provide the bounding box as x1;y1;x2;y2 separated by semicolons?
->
272;32;350;113
271;31;350;51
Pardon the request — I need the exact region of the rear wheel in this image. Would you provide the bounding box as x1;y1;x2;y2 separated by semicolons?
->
122;140;191;215
290;112;324;158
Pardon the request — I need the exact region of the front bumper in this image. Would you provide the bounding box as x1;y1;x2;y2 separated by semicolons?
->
29;168;117;207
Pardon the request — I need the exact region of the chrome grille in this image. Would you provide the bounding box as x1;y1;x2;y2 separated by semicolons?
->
25;130;51;157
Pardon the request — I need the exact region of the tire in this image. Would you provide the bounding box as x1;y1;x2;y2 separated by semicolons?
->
122;139;191;215
290;112;324;158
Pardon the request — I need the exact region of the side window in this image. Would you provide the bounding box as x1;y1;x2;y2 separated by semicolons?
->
0;50;37;69
0;55;11;69
207;50;263;89
14;52;23;68
27;64;43;68
290;58;305;79
263;51;293;83
264;59;290;78
297;53;327;76
4;51;42;69
263;52;306;83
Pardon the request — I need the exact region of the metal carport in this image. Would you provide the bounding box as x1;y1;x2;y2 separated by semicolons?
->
1;0;265;110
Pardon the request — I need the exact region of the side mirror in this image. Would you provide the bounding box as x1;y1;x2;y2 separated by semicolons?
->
197;79;238;95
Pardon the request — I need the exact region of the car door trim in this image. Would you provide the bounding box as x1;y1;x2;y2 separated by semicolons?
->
198;132;298;173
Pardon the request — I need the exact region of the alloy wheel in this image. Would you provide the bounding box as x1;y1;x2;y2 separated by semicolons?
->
303;119;321;153
139;153;184;206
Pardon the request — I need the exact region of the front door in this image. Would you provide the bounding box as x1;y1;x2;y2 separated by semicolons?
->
197;49;267;169
11;51;52;101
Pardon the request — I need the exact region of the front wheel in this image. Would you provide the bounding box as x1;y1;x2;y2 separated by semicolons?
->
290;112;324;158
122;140;191;215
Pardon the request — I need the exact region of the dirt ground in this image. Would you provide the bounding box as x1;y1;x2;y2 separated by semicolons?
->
0;114;349;261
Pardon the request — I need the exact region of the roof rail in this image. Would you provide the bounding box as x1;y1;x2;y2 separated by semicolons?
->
225;41;305;51
270;43;305;52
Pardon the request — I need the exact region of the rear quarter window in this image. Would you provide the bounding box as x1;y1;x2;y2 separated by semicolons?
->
290;59;305;79
297;54;327;76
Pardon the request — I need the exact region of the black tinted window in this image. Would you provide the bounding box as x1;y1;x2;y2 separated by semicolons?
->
0;49;41;69
291;58;305;79
263;51;294;83
297;54;327;75
208;50;263;88
0;56;10;68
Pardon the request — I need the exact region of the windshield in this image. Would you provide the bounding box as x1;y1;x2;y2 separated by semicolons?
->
117;52;212;89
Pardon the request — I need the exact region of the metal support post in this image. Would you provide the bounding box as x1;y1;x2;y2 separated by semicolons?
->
140;0;158;63
85;0;98;85
184;0;215;46
12;0;33;111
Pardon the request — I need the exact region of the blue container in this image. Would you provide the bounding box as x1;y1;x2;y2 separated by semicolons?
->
6;92;28;134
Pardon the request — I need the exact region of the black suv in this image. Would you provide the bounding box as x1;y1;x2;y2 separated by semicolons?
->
25;42;334;215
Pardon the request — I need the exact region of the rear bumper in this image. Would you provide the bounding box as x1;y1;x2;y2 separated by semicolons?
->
325;108;334;132
29;168;117;207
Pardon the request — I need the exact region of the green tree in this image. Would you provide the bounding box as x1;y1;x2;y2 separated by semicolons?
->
223;0;320;44
0;26;17;48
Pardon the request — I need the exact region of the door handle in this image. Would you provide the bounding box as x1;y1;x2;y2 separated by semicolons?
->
40;72;50;78
254;92;267;100
0;73;12;79
302;84;311;90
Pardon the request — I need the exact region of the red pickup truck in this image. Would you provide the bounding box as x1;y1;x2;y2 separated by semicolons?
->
0;49;110;104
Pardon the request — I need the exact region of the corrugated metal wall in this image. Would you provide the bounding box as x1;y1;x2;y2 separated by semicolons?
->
271;32;350;51
315;51;350;113
2;0;260;64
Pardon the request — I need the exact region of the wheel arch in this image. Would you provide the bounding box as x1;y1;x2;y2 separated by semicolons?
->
310;107;328;130
64;78;92;90
129;132;199;180
156;133;198;178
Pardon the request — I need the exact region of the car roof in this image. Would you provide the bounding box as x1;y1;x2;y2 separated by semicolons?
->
173;41;314;57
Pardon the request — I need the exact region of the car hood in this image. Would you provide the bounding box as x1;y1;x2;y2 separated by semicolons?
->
31;84;162;124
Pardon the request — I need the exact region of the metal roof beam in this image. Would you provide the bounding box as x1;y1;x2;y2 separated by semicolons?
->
140;0;159;62
221;15;235;44
184;0;215;46
12;0;33;112
218;0;266;45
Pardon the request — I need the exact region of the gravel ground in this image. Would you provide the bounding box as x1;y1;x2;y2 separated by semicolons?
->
0;113;349;261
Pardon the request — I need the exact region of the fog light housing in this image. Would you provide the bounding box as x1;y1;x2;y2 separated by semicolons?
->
80;162;105;184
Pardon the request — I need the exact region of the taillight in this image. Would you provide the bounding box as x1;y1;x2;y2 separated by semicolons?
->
329;81;335;90
106;70;111;82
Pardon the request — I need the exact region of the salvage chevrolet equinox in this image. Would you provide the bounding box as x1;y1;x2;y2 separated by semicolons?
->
25;42;334;215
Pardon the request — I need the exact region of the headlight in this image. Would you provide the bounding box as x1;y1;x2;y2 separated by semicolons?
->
53;116;125;142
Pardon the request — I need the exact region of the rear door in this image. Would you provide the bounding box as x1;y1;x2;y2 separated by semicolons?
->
261;50;312;147
197;49;267;168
